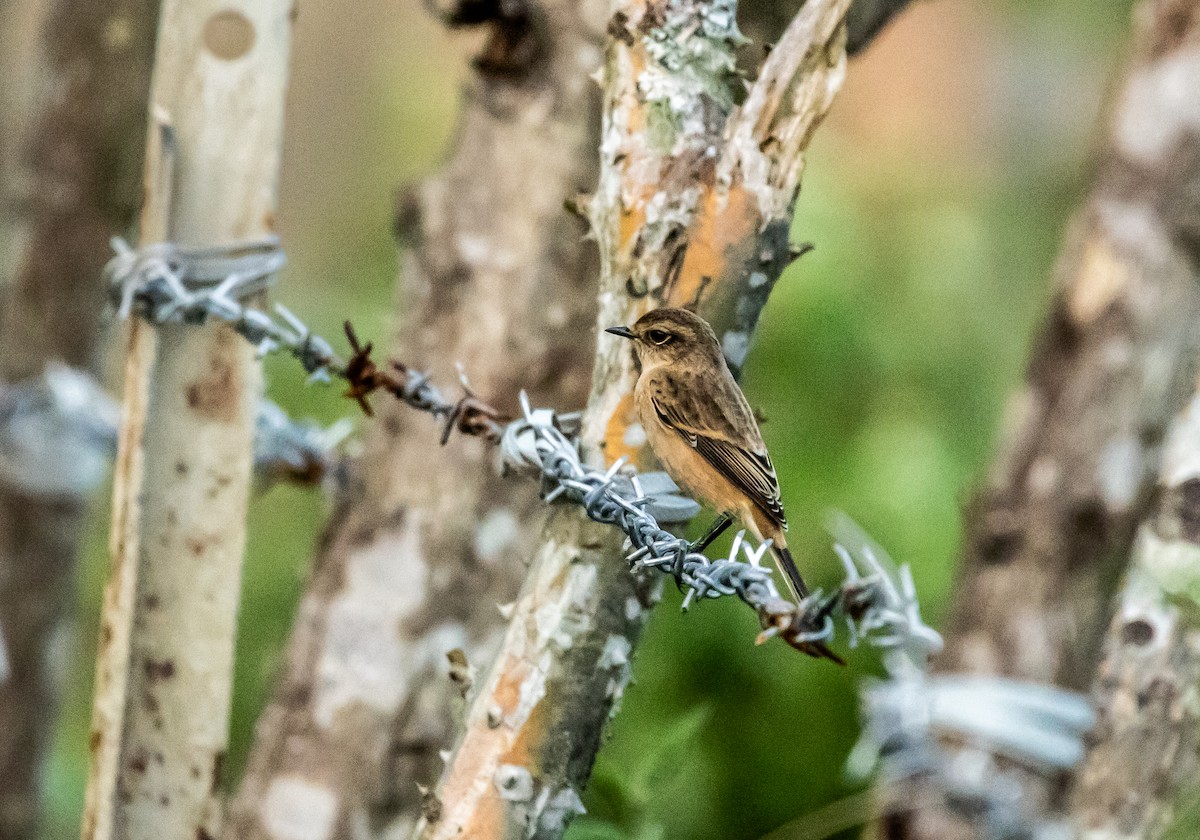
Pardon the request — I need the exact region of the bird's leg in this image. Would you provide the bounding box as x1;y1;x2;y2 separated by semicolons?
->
690;513;733;554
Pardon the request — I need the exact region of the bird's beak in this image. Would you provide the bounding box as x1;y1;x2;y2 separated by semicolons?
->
605;325;636;340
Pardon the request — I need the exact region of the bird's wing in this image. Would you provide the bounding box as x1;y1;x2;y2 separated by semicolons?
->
647;369;786;530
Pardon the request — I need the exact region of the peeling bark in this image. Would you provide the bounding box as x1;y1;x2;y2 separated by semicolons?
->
223;0;605;836
0;2;158;837
885;1;1200;838
82;3;293;840
415;2;851;838
1070;387;1200;838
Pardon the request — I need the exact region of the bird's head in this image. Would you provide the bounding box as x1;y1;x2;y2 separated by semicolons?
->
605;307;723;367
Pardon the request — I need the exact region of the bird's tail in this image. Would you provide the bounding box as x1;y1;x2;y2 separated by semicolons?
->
773;545;845;666
774;545;810;603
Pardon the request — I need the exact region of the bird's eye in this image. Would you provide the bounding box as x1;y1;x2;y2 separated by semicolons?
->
646;329;673;345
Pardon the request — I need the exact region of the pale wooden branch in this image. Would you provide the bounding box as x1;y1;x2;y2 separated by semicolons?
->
0;2;158;837
881;1;1200;837
1070;382;1200;838
81;3;294;840
223;0;605;836
414;2;851;838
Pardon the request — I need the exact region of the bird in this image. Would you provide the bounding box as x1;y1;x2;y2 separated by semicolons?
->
606;307;842;663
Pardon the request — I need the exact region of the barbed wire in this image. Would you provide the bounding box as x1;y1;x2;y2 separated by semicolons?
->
104;236;943;656
0;364;351;496
499;394;944;656
829;517;1095;840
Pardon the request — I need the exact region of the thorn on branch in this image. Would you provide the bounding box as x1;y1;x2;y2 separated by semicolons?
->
788;241;815;263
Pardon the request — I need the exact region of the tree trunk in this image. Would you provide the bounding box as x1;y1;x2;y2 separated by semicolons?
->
223;0;605;836
0;1;158;837
81;3;293;839
883;1;1200;836
1070;382;1200;838
415;1;853;837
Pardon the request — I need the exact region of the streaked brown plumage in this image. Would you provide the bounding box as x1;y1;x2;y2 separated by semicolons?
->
607;307;840;663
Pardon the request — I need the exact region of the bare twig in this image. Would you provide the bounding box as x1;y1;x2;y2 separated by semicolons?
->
82;3;294;839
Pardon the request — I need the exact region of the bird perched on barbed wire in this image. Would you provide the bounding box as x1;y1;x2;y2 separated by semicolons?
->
607;307;842;663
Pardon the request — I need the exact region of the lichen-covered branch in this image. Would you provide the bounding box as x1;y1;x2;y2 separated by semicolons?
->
82;3;294;839
0;2;158;836
222;0;605;836
415;2;851;838
1070;387;1200;839
882;1;1200;837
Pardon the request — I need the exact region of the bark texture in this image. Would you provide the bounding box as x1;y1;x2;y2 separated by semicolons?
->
887;1;1200;837
82;3;293;839
414;1;852;838
1070;386;1200;838
0;2;159;837
223;0;606;836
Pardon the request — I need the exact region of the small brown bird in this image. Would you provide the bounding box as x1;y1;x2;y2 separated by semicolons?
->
607;308;840;662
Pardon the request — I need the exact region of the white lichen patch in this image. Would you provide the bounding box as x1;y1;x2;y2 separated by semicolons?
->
623;422;647;449
598;634;631;668
494;764;535;802
1116;47;1200;166
474;507;521;565
598;634;635;711
314;517;468;728
1162;393;1200;489
259;776;339;840
535;785;587;835
721;330;750;369
1140;528;1200;608
1097;436;1143;511
1114;565;1174;653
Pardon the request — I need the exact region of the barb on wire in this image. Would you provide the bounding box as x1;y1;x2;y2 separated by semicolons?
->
253;401;354;488
831;518;1095;840
0;364;350;496
0;364;120;496
341;322;508;441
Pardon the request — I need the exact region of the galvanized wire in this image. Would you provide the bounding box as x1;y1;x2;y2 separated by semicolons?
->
0;364;350;496
499;393;944;654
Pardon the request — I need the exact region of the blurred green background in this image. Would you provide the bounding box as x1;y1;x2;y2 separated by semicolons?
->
40;0;1135;837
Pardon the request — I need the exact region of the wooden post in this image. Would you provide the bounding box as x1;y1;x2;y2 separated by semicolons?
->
82;3;293;840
